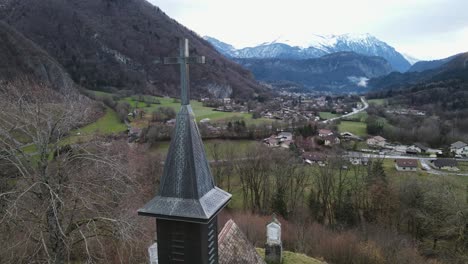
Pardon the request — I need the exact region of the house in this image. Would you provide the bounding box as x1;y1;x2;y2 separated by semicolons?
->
318;129;333;137
280;139;293;149
414;143;429;153
263;136;279;147
406;145;422;154
433;159;459;171
166;119;176;126
394;145;408;153
277;132;293;141
367;136;386;148
348;152;369;166
302;152;327;166
427;148;443;157
340;132;361;141
450;141;468;157
395;159;418;171
324;136;340;146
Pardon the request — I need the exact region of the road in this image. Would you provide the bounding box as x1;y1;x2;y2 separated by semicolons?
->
322;97;369;124
347;151;468;176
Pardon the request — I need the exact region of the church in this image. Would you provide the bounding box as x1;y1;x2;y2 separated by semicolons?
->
138;38;268;264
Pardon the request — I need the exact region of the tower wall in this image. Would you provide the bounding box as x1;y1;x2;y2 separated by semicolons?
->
157;217;218;264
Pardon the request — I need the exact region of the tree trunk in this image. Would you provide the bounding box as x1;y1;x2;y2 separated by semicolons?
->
47;203;65;264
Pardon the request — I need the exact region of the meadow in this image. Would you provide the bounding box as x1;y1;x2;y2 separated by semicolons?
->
338;121;367;137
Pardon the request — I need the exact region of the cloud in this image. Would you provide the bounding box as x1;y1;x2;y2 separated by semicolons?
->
348;76;369;88
148;0;468;59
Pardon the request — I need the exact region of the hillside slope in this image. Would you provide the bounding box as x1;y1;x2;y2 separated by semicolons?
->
408;54;459;72
0;21;74;92
369;52;468;90
0;0;265;99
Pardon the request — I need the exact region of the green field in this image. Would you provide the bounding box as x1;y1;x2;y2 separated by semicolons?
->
457;161;468;172
81;108;126;135
345;111;368;122
338;121;367;137
64;107;127;144
120;95;273;126
319;112;341;120
367;98;387;106
382;159;468;200
257;248;324;264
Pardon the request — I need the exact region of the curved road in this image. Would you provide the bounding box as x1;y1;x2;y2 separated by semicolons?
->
322;97;369;124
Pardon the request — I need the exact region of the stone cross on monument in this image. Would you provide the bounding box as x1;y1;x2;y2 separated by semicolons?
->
163;38;205;105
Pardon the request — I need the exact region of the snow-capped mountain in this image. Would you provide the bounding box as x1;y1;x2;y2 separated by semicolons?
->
205;34;412;72
203;36;238;58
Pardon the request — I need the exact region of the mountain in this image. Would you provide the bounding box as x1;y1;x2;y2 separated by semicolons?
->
236;52;393;92
369;52;468;90
0;0;265;99
203;36;238;58
205;34;411;72
402;53;420;65
408;54;460;72
0;21;74;92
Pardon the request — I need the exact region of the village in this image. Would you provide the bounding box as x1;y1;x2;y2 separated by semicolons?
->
262;127;468;174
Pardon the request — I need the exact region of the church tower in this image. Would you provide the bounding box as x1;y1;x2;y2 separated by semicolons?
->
138;39;231;264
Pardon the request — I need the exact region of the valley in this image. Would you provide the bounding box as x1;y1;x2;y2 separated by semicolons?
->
1;1;467;264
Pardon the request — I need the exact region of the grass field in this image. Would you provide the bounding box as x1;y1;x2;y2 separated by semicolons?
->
78;107;127;135
319;112;341;120
256;248;324;264
382;159;468;200
346;111;368;122
338;121;367;137
64;107;127;144
367;98;387;106
120;96;273;126
457;161;468;172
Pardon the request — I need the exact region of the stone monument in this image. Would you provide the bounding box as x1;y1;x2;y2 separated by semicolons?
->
265;214;282;264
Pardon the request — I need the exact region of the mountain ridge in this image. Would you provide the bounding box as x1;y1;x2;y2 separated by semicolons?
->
236;51;393;92
368;52;468;90
205;34;411;72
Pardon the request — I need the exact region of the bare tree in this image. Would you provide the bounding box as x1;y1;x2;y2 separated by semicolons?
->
0;81;146;263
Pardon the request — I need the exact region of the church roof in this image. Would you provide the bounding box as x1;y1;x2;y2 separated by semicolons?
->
218;220;266;264
138;105;231;223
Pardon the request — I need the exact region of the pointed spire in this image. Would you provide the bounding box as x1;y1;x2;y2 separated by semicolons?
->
138;39;230;223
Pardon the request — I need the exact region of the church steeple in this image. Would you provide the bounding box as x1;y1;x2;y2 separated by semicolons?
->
138;38;231;264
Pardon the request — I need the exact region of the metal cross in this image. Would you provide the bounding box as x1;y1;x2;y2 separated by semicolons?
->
164;38;205;105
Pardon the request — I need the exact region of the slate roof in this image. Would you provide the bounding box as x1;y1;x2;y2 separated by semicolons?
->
395;159;418;168
218;220;266;264
433;159;458;168
370;136;386;142
138;105;231;223
451;141;467;149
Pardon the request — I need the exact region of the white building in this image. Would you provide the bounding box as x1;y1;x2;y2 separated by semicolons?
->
367;136;386;148
450;141;468;157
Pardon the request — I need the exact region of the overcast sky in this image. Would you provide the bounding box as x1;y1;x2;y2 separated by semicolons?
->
149;0;468;60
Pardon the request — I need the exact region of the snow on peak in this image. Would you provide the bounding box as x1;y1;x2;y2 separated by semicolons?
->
261;33;383;50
